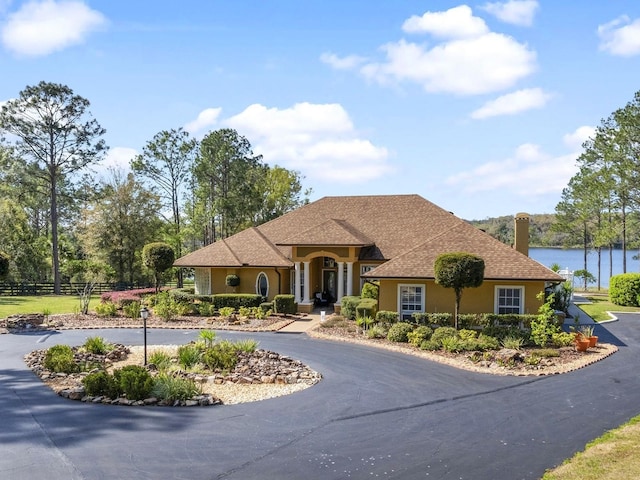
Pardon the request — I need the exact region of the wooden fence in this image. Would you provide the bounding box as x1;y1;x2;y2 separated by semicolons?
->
0;282;158;296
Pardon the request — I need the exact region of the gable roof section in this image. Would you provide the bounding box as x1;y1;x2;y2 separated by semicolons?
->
365;222;563;281
278;218;374;246
174;227;292;268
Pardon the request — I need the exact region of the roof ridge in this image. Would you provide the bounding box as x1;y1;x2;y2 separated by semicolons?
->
250;227;291;263
220;238;243;265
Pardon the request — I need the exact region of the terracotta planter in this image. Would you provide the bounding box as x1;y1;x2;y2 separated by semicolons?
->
588;336;598;348
575;338;590;352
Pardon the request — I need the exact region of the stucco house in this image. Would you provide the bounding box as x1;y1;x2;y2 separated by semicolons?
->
174;194;564;318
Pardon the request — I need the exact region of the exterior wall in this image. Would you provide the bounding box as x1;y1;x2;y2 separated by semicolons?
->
210;267;290;301
378;278;548;315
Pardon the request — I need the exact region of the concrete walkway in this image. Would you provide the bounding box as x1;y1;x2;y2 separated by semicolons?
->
276;312;324;333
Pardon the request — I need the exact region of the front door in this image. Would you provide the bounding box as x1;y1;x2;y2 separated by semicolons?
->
322;270;336;303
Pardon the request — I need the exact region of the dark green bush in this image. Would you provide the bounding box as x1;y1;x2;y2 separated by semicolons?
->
260;302;273;312
340;296;361;320
482;325;529;342
212;294;262;310
356;298;378;318
411;312;453;327
610;273;640;307
387;322;414;342
44;345;77;373
376;310;399;324
113;365;154;401
420;339;441;351
457;313;489;329
152;373;201;402
483;313;538;328
82;371;120;398
225;274;240;287
273;294;296;314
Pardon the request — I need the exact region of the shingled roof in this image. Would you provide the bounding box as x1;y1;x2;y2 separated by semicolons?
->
174;194;564;282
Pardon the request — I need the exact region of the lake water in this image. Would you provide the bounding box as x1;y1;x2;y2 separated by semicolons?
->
529;247;640;288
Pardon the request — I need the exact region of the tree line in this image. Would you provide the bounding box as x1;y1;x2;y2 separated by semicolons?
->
0;81;310;293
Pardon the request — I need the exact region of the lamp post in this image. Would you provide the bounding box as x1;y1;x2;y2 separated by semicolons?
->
140;306;149;365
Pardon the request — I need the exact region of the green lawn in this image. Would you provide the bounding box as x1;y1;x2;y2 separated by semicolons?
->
0;295;98;317
576;294;640;322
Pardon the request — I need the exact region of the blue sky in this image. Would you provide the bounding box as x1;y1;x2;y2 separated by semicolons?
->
1;1;640;220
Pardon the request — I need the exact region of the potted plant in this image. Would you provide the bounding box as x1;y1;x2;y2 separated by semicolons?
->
580;325;598;348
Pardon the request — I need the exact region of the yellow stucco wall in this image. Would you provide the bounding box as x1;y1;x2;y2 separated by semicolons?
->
378;278;548;315
209;267;290;301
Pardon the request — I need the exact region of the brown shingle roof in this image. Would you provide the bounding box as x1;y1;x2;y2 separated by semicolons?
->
174;194;564;282
365;222;562;281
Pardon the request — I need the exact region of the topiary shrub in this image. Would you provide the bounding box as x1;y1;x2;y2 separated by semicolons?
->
386;322;414;342
273;294;296;314
44;345;77;373
376;310;399;324
361;281;379;300
356;298;378;318
225;274;240;287
610;273;640;307
340;296;361;320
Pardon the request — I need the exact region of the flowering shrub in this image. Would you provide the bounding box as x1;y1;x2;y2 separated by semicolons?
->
101;287;167;307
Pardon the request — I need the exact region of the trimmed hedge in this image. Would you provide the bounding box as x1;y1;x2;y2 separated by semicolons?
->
273;294;296;314
356;298;378;318
340;296;361;320
411;312;453;327
610;273;640;307
376;310;399;324
211;294;262;310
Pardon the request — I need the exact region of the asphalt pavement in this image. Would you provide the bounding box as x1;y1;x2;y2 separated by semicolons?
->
1;315;639;480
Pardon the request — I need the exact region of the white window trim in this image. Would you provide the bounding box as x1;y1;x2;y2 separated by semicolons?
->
256;271;269;298
398;283;425;320
494;285;525;314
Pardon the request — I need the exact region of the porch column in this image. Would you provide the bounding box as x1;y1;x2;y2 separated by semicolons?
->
303;261;311;303
294;262;301;304
337;261;345;303
346;262;354;296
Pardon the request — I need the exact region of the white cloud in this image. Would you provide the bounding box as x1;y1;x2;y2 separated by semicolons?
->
183;107;222;136
481;0;539;27
470;87;552;119
323;6;537;96
598;15;640;56
1;0;107;56
445;131;584;200
563;126;595;150
360;33;536;95
225;102;392;182
319;52;367;70
402;5;489;39
98;147;137;172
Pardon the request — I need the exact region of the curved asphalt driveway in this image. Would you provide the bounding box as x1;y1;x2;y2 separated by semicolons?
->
1;317;640;480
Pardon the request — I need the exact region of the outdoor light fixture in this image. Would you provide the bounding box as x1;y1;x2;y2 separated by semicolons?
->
140;306;149;365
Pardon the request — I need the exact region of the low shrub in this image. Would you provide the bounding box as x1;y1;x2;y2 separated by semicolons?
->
198;330;216;348
361;281;379;299
44;345;77;373
501;335;525;350
356;298;378;318
481;325;527;342
457;314;489;329
458;329;478;340
551;331;575;347
201;342;238;371
83;336;112;355
532;348;560;358
387;322;414;342
376;310;399;324
212;294;262;310
94;301;118;317
233;338;259;353
153;292;181;322
411;312;453;327
420;339;441;351
82;371;120;398
407;325;433;346
198;302;215;316
366;324;388;339
219;306;236;318
431;327;458;345
152;373;201;402
260;302;273;313
113;365;154;401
